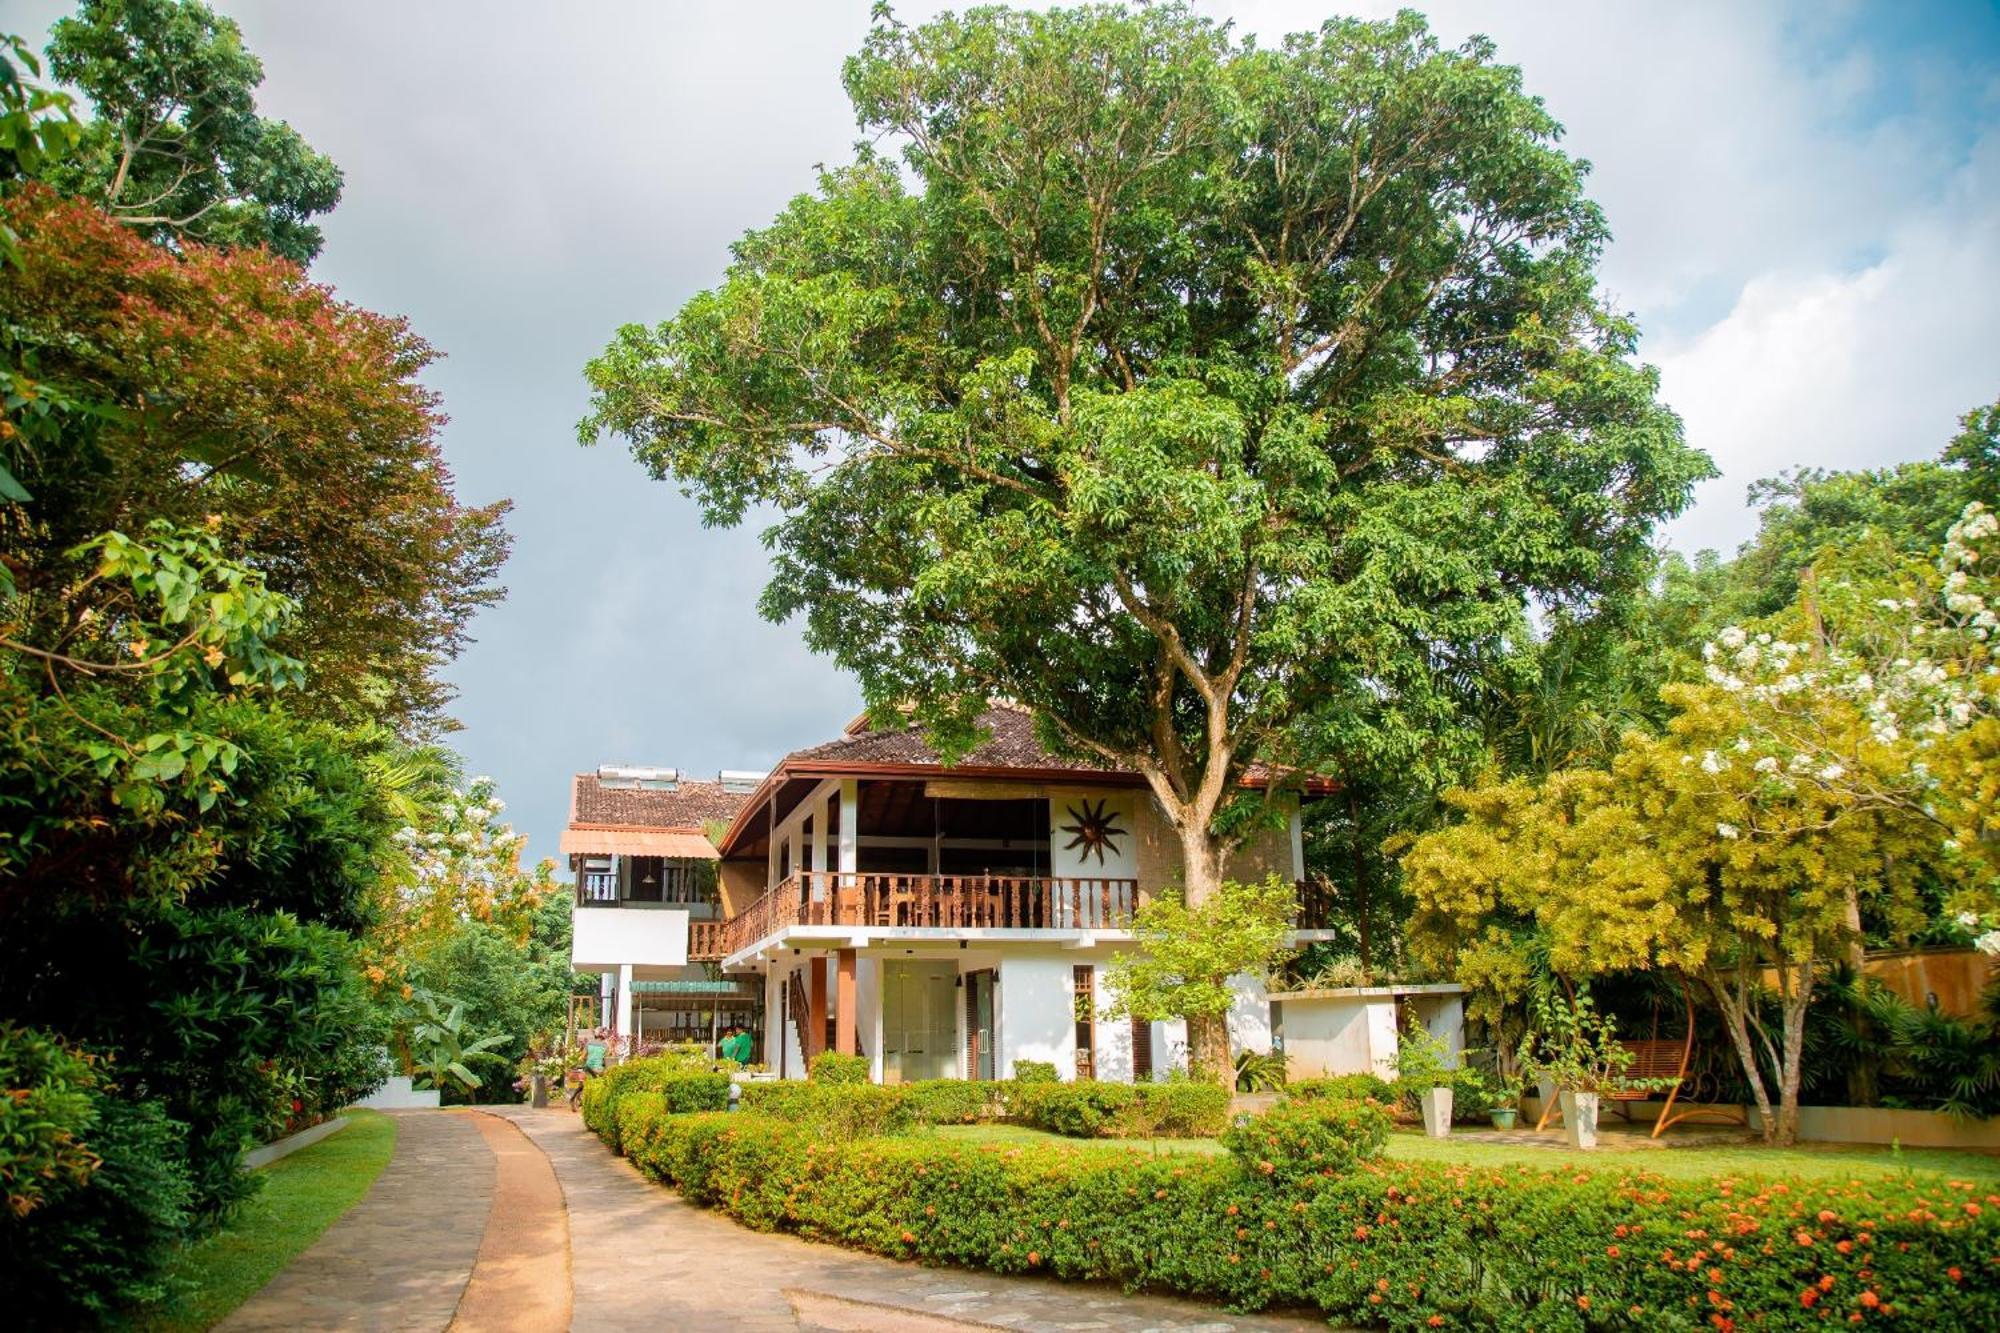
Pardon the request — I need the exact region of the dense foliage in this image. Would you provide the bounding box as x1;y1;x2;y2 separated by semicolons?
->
581;2;1710;935
0;188;510;734
600;1095;2000;1330
0;7;521;1321
41;0;342;262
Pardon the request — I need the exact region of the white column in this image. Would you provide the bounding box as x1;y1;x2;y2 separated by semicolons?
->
616;962;634;1048
838;779;859;875
810;793;829;873
1288;808;1306;882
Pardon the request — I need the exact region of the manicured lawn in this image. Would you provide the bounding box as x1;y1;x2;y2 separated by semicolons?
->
931;1120;2000;1182
136;1110;397;1332
1385;1126;2000;1181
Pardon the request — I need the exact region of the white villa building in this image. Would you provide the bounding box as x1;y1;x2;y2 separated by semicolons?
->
562;704;1336;1082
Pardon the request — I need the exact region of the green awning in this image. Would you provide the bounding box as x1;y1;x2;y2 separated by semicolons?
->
629;980;757;995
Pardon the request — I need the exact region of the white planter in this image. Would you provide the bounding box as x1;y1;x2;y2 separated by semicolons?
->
1562;1090;1600;1150
1419;1085;1454;1138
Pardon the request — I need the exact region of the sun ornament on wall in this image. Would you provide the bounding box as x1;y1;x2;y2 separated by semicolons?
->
1060;798;1126;865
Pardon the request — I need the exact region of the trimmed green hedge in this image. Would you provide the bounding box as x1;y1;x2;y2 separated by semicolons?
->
605;1102;2000;1331
809;1051;869;1084
740;1081;913;1137
580;1055;730;1147
1011;1078;1231;1138
1288;1073;1396;1104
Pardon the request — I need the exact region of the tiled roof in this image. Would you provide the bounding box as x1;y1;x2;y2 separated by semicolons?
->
570;775;750;830
787;704;1105;773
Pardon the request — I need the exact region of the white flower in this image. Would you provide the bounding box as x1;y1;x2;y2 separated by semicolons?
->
1957;910;1981;929
1700;751;1724;775
1718;626;1747;650
1753;756;1779;774
1819;763;1845;782
1976;930;2000;957
1716;823;1740;840
1733;738;1752;753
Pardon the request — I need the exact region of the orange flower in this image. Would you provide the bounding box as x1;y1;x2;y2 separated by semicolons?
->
1427;1318;1444;1328
899;1231;915;1243
1801;1289;1819;1308
1859;1291;1880;1309
1947;1266;1962;1282
1606;1245;1621;1258
1577;1296;1591;1311
1026;1251;1040;1266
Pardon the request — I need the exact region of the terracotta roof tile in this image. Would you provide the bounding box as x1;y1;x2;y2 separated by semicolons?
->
570;775;749;830
787;704;1103;772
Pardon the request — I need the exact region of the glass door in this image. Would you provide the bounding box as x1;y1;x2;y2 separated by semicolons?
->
882;962;957;1083
965;970;995;1081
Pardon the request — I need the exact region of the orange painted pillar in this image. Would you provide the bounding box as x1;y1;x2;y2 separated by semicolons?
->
835;949;858;1057
808;957;828;1064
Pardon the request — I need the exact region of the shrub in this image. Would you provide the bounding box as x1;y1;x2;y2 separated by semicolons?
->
1221;1097;1390;1188
739;1080;912;1137
903;1079;1000;1126
1010;1058;1059;1083
1010;1078;1233;1139
615;1101;2000;1330
613;1091;669;1157
580;1055;730;1149
0;1025;102;1218
809;1050;868;1084
1287;1072;1396;1104
1015;1079;1136;1137
1448;1065;1494;1123
1129;1081;1231;1137
0;1092;193;1322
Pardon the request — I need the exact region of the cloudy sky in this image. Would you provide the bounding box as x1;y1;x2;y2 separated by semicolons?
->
17;1;1998;866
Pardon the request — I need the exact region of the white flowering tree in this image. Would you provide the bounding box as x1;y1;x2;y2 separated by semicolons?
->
1406;503;2000;1145
364;774;560;990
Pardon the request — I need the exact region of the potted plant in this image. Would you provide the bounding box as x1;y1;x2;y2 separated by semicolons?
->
1521;990;1637;1149
1488;1076;1522;1130
1392;1012;1456;1138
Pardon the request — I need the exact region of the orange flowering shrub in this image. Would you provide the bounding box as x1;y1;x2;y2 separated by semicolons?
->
604;1101;2000;1329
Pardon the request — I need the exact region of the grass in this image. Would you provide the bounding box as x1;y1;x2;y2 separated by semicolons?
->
929;1120;2000;1182
135;1110;398;1332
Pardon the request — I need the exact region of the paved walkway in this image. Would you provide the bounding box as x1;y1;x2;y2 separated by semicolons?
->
222;1111;494;1332
230;1105;1325;1332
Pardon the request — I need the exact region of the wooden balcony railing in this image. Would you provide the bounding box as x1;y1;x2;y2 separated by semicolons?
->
688;920;726;961
720;871;1141;958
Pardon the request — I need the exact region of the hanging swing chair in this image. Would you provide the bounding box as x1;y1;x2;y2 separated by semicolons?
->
1534;973;1749;1138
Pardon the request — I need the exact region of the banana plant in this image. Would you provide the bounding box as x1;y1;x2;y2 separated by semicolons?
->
409;989;508;1091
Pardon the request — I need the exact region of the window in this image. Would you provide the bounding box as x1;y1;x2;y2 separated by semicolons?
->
1073;965;1096;1080
580;857;616;903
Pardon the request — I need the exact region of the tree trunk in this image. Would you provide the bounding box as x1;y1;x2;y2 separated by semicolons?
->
1187;1010;1232;1088
1348;790;1373;976
1706;969;1779;1145
1176;816;1225;909
1774;959;1815;1149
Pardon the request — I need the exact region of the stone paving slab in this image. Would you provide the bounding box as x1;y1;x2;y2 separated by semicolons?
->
221;1110;495;1332
492;1106;1325;1333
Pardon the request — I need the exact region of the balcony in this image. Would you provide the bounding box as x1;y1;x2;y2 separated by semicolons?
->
720;870;1141;959
688;920;726;962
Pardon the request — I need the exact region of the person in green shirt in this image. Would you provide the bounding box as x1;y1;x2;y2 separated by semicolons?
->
719;1026;753;1064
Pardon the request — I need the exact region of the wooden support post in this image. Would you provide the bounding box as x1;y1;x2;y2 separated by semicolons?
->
808;957;828;1064
835;949;858;1056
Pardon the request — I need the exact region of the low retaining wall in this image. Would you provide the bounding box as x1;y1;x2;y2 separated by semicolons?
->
352;1074;441;1110
242;1113;349;1169
1520;1095;2000;1149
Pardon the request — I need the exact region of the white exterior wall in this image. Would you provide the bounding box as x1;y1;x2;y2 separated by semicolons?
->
1091;964;1134;1082
1226;972;1273;1055
997;954;1077;1079
1277;996;1396;1078
572;907;690;971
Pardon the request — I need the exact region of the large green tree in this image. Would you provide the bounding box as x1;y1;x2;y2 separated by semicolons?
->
582;5;1710;917
40;0;342;263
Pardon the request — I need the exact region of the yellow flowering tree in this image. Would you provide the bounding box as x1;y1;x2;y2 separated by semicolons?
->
1407;503;2000;1145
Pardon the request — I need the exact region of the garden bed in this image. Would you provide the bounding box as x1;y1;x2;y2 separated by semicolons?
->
582;1067;2000;1329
